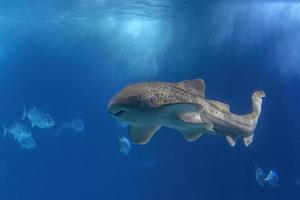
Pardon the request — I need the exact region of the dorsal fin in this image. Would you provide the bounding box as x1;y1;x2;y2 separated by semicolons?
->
176;79;206;97
210;100;230;112
128;124;161;145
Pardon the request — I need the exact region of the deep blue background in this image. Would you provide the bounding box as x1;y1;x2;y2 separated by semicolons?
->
0;1;300;200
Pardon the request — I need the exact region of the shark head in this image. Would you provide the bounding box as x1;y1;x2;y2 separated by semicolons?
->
108;84;147;123
108;80;206;126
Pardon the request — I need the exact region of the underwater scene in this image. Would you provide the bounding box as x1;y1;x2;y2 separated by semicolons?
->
0;0;300;200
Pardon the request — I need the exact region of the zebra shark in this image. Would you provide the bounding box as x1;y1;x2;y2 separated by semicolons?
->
108;79;265;147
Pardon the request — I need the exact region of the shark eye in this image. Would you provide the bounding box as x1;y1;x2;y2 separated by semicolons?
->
129;96;139;104
131;96;138;101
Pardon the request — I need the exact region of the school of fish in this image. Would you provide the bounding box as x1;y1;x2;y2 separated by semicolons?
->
2;105;85;149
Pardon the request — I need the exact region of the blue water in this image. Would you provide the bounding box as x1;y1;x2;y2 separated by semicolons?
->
0;1;300;200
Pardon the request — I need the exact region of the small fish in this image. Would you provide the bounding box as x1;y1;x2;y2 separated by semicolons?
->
18;136;36;150
264;170;279;187
55;118;84;136
119;136;131;155
22;105;55;128
68;118;84;132
3;122;31;140
255;166;266;186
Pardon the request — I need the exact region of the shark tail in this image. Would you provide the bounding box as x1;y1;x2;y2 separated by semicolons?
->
242;90;266;147
2;124;7;138
250;90;266;124
21;104;27;120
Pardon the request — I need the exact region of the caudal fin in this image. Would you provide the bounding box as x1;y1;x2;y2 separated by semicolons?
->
242;90;266;146
21;104;27;120
250;90;266;124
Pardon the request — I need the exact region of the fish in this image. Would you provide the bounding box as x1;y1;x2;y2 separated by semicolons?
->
119;136;131;155
3;122;32;140
264;170;279;187
22;105;55;128
18;136;36;150
55;118;84;136
68;118;84;132
2;122;35;149
108;79;265;146
255;166;266;186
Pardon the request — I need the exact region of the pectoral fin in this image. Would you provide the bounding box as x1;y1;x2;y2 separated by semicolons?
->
182;131;204;142
128;125;161;145
225;135;237;147
243;134;254;146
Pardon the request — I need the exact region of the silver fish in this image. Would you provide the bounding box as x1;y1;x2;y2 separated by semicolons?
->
55;118;84;136
18;136;36;150
3;122;31;140
119;136;131;155
68;118;84;132
264;170;279;187
255;166;266;186
22;105;55;128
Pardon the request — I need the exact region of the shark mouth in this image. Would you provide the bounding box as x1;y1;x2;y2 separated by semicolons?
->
110;110;125;117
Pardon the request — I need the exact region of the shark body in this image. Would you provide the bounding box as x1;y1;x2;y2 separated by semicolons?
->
108;79;265;147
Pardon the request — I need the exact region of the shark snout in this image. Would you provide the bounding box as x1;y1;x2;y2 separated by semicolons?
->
108;105;125;118
108;97;129;117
